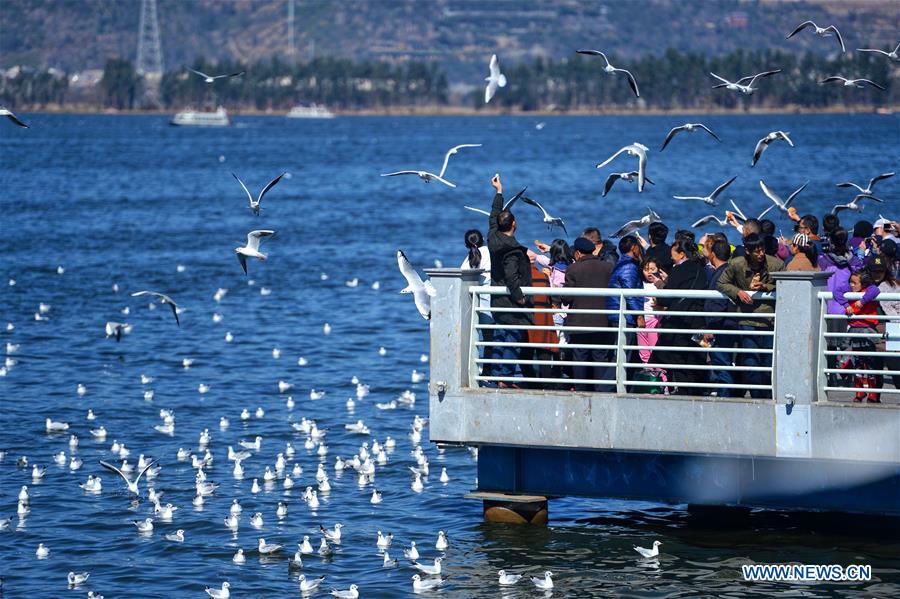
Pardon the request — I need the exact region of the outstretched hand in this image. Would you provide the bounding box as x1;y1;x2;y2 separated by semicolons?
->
491;174;502;194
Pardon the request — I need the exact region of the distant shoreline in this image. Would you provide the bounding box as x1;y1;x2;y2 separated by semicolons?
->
18;104;897;117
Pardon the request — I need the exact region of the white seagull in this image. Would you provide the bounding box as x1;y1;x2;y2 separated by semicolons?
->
831;193;882;215
131;291;180;326
381;144;480;188
0;106;28;128
498;570;522;585
787;21;845;52
520;195;568;235
397;250;436;321
820;76;885;90
232;172;286;216
187;67;245;83
104;321;128;342
710;69;781;95
99;458;157;495
235;230;275;275
412;575;445;591
531;571;554;590
320;523;343;541
602;171;655;197
634;540;663;558
68;572;91;586
759;180;808;215
673;175;737;207
205;581;231;599
857;42;900;62
299;575;326;593
484;54;507;103
596;143;649;192
413;557;442;575
330;585;359;599
837;172;895;196
576;50;640;97
752;131;793;167
610;207;662;238
659;123;720;151
692;212;732;228
258;538;283;554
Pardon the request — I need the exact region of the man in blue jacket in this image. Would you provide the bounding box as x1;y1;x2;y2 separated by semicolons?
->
607;235;645;390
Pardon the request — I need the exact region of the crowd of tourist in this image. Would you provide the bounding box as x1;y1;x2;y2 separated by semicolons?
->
466;175;900;402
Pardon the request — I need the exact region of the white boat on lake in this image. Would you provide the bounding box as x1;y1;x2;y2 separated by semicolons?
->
171;107;230;127
287;103;335;119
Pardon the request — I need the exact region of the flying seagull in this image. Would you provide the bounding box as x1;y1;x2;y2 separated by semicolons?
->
397;250;436;321
611;207;662;238
131;291;180;326
187;68;246;83
857;43;900;62
235;230;275;275
381;144;481;188
596;143;649;191
484;54;507;103
710;70;781;95
0;107;28;128
787;21;845;53
759;180;808;215
819;76;885;90
837;172;895;196
752;131;793;167
692;213;733;228
602;171;655;197
659;123;721;151
463;186;527;216
99;458;157;495
105;321;128;342
520;196;567;235
232;172;286;215
673;175;737;207
729;198;774;223
576;50;640;97
831;193;882;216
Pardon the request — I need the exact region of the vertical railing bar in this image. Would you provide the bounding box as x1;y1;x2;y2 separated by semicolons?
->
615;290;627;394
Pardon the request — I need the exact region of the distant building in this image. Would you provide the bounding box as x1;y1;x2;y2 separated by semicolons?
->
69;69;104;88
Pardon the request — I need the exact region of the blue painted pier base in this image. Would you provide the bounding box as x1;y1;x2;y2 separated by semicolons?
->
478;446;900;516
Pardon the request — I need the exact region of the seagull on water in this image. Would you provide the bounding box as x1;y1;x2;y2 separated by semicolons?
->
531;571;554;590
710;70;781;95
498;570;522;585
659;123;720;151
837;172;894;196
187;67;245;83
673;175;737;207
857;42;900;62
759;180;808;215
235;230;275;275
831;193;882;215
133;518;154;533
0;106;28;128
404;541;419;561
299;575;326;593
576;50;640;97
100;458;157;495
413;556;442;575
520;195;568;235
610;207;662;238
320;522;343;541
381;144;480;188
436;531;448;550
330;585;359;599
787;21;845;52
377;531;393;548
205;581;231;599
36;543;49;558
232;172;285;216
820;76;885;90
397;250;436;321
752;131;793;167
596;143;649;192
131;291;180;326
634;540;662;558
258;538;282;554
412;575;445;591
68;572;90;586
165;529;185;542
602;171;655;197
233;549;245;564
484;54;507;103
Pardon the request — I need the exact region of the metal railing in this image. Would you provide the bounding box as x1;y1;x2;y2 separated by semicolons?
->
469;285;776;397
817;291;900;402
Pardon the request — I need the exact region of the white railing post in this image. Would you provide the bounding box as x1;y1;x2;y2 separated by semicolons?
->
615;291;627;394
425;268;482;395
771;271;832;405
816;297;828;400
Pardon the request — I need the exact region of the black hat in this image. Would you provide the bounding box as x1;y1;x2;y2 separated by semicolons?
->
879;238;897;259
573;237;595;254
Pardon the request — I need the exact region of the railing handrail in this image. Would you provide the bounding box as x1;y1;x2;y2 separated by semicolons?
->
818;291;900;300
470;285;775;300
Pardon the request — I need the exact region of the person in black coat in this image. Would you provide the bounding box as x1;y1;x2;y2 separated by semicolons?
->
487;174;532;387
654;238;708;395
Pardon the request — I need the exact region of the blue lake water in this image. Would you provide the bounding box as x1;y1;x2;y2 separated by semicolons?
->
0;113;898;597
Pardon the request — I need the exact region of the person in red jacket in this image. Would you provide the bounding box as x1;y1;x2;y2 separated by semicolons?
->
845;269;882;402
